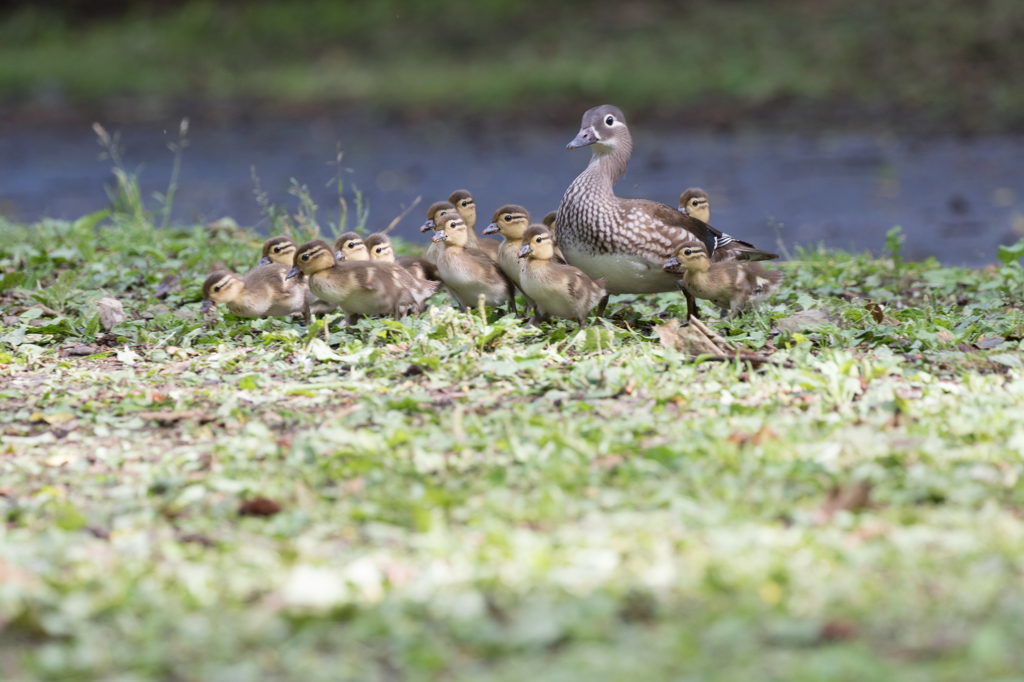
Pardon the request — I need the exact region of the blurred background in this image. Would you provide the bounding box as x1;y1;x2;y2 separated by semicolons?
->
1;0;1023;264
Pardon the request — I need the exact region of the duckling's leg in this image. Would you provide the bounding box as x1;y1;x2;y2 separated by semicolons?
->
683;288;700;321
302;300;311;326
594;294;610;318
343;313;363;326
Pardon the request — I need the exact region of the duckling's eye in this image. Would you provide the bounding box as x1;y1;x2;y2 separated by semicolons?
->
605;115;614;125
273;246;281;253
302;254;309;261
214;286;221;292
535;237;542;243
684;249;692;256
691;200;699;206
504;214;512;221
461;201;468;207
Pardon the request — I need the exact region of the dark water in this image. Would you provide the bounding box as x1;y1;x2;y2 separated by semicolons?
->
2;115;1023;266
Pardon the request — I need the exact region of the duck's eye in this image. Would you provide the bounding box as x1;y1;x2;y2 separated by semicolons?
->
214;286;221;292
692;200;699;206
684;249;692;256
535;237;542;243
273;246;281;252
505;214;512;221
605;115;614;125
302;254;309;261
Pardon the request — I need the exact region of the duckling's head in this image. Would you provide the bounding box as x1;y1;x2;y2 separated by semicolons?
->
663;240;710;273
517;225;556;261
567;104;630;156
201;271;243;312
448;190;476;228
542;211;557;229
431;215;469;247
483;204;531;239
679;188;710;223
289;240;336;278
334;232;368;261
364;233;396;263
259;236;297;266
421;201;456;233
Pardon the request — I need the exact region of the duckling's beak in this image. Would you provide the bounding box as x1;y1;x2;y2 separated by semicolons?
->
286;266;300;279
679;207;689;215
662;257;680;270
482;222;500;235
334;250;344;260
431;232;448;243
517;244;532;258
420;220;435;233
257;256;272;266
200;299;213;313
567;126;597;150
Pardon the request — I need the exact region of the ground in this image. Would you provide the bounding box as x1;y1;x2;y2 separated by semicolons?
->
1;193;1024;680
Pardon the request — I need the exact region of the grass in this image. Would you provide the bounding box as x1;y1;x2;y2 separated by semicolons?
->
3;0;1024;131
1;161;1024;679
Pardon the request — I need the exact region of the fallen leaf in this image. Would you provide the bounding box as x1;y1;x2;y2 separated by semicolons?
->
820;620;857;642
864;302;885;324
97;297;126;331
935;329;954;343
137;410;215;426
61;344;98;357
817;481;872;523
653;319;721;356
776;309;832;333
42;413;75;425
239;496;282;517
976;336;1006;350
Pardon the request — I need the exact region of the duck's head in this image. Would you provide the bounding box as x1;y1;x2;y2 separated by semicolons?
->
289;240;336;279
679;188;710;223
517;225;556;261
201;271;243;312
259;235;297;266
541;211;557;230
567;104;629;155
431;215;469;247
663;240;710;273
483;204;531;238
364;233;396;263
334;232;368;261
421;201;456;233
448;190;476;228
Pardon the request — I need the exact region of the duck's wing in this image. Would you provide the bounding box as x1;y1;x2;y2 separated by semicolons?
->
621;199;778;263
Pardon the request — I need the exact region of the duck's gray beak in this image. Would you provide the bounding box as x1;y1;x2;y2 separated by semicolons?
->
567;126;598;150
517;244;531;259
334;250;344;260
662;257;680;270
420;220;435;233
431;232;448;243
286;266;300;279
200;299;213;313
482;222;500;235
257;256;272;266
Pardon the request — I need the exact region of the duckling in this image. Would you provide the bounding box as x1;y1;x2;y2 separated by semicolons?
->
258;235;297;267
540;210;566;261
364;233;441;282
449;189;500;262
201;265;311;324
678;188;710;223
288;240;439;327
420;201;458;265
334;232;369;261
432;214;516;314
481;204;536;313
258;235;335;315
517;225;606;330
662;240;784;317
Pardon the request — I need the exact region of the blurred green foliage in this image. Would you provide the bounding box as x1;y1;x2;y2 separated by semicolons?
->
2;0;1024;129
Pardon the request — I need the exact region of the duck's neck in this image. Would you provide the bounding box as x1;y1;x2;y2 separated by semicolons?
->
580;137;632;195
